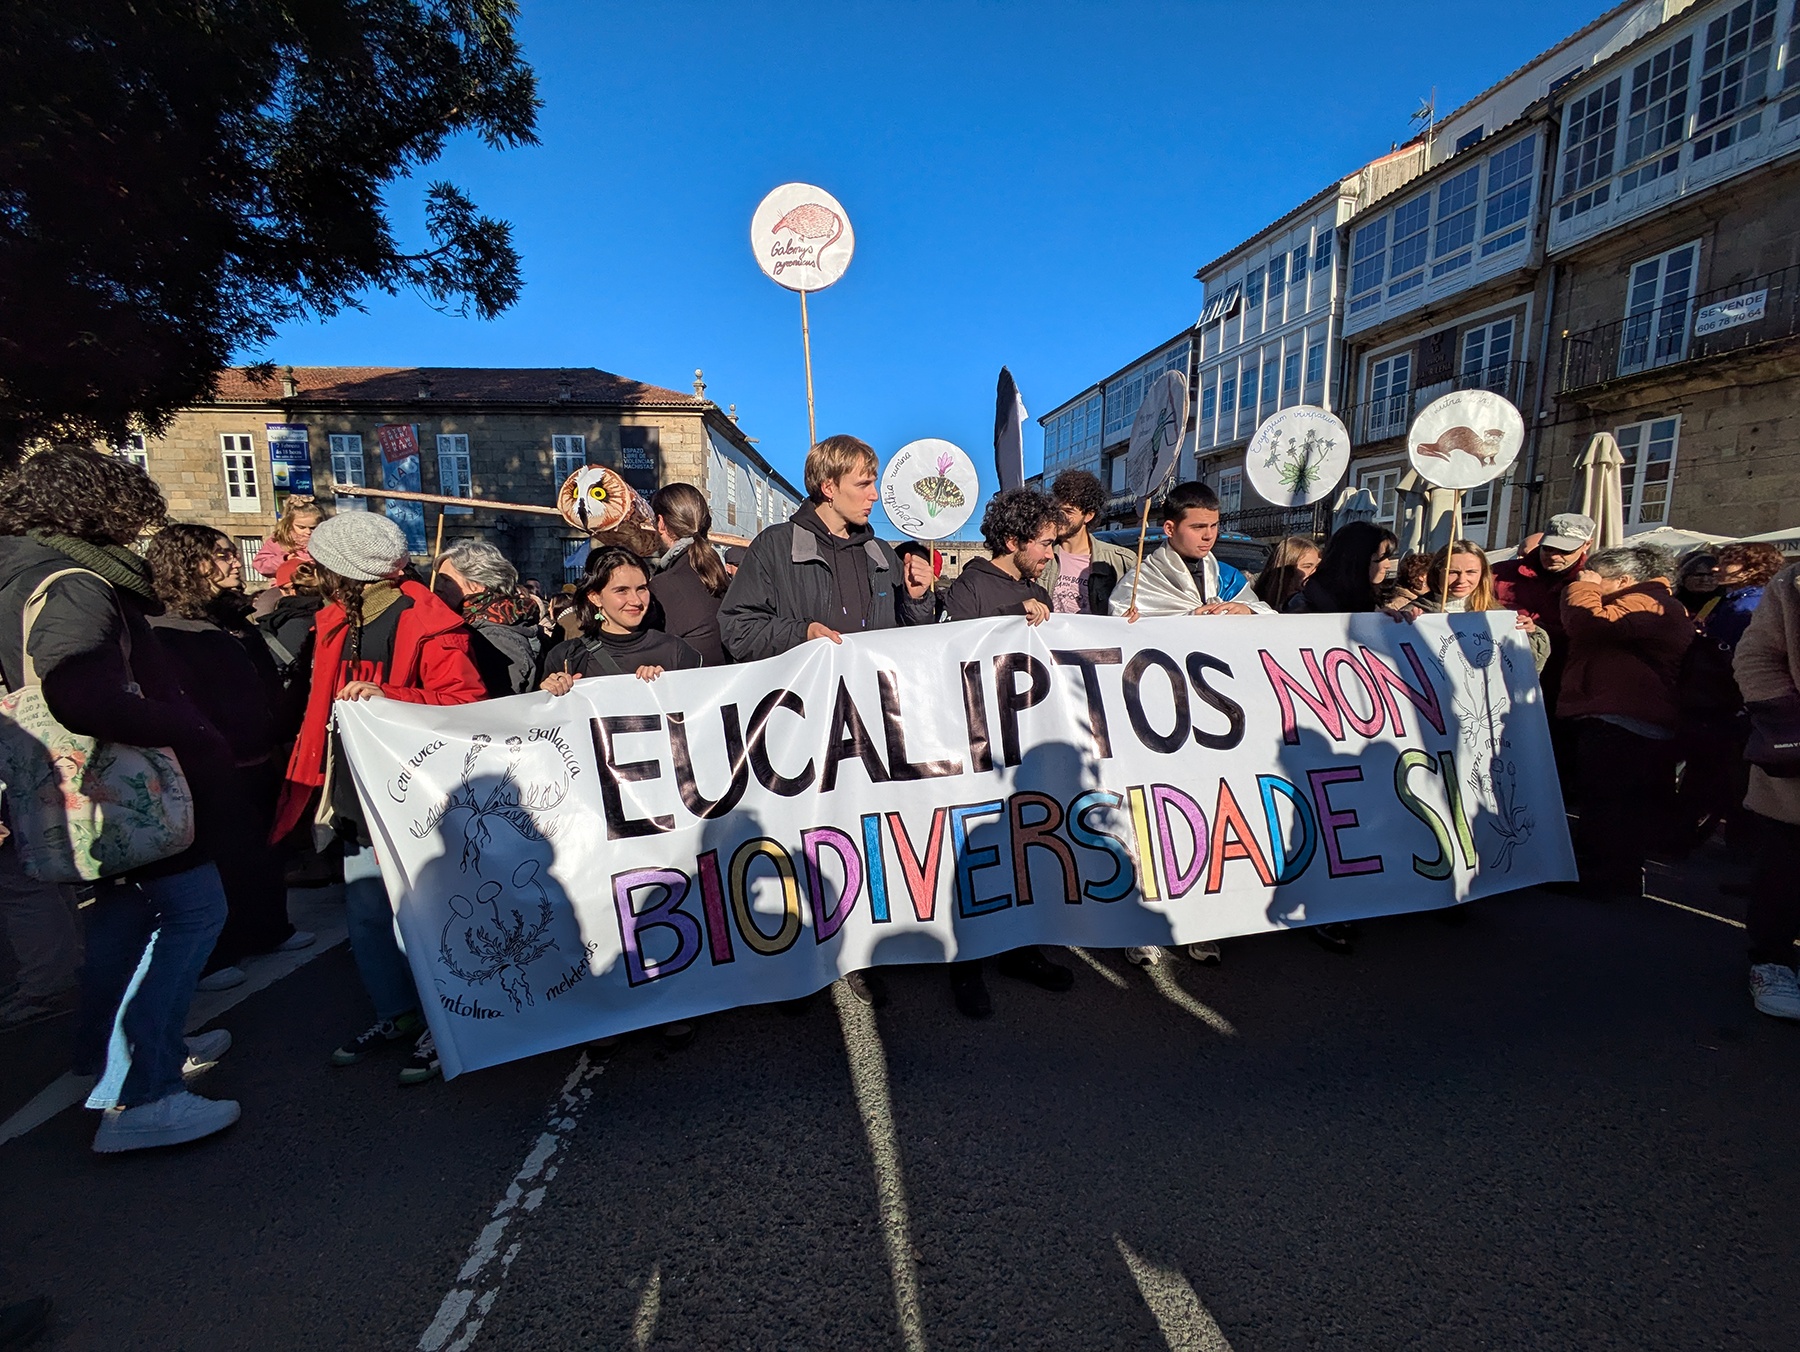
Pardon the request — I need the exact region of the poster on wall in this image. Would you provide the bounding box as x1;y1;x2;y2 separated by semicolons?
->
616;427;661;493
374;423;427;553
265;424;313;495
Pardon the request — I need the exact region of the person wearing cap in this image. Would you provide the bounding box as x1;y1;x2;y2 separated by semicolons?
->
273;512;485;1086
1493;513;1596;781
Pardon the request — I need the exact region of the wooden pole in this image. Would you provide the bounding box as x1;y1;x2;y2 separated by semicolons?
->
332;484;564;516
1439;488;1463;611
800;287;818;448
1127;496;1153;612
428;511;447;588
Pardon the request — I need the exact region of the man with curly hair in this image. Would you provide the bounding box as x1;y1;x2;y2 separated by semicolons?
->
1038;469;1137;615
0;447;242;1151
941;488;1074;1017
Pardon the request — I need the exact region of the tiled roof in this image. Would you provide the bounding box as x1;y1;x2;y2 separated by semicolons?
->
207;365;705;407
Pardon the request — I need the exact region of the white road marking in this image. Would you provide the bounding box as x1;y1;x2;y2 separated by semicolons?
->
632;1263;662;1349
419;1052;603;1352
0;888;348;1144
832;979;928;1352
1115;1235;1235;1352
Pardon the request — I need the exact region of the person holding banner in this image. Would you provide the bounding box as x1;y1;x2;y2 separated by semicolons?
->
1040;470;1136;615
271;512;486;1086
541;547;704;687
718;435;935;663
942;489;1075;1018
1283;521;1400;618
1111;482;1272;619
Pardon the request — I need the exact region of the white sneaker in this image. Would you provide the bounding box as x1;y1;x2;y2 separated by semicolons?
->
196;966;246;992
277;931;316;952
1749;963;1800;1020
1125;946;1164;967
1184;941;1222;966
182;1029;232;1077
92;1090;240;1153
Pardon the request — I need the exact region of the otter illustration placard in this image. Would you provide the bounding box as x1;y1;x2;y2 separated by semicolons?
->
1246;406;1351;507
750;183;856;293
880;439;978;540
1406;389;1525;490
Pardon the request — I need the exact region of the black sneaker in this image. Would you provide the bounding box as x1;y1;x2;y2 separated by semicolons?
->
842;969;889;1008
950;965;992;1019
331;1012;422;1066
659;1022;695;1051
994;946;1074;992
399;1030;440;1086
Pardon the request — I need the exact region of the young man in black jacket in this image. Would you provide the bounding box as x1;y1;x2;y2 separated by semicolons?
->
942;489;1074;1018
718;435;936;662
716;435;934;1010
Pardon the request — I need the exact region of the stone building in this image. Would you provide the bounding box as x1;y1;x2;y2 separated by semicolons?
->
115;365;803;586
1539;0;1800;537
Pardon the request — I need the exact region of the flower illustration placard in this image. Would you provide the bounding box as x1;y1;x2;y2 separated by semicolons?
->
1246;406;1351;507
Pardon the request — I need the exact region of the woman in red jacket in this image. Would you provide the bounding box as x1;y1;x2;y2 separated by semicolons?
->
273;513;485;1086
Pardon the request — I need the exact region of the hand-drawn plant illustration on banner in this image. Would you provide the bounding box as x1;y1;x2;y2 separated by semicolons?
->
411;733;569;874
1437;628;1534;871
438;860;561;1012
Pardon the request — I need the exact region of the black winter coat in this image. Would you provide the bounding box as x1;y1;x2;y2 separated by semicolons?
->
945;557;1051;621
148;614;285;764
649;550;727;665
543;627;704;679
717;507;935;662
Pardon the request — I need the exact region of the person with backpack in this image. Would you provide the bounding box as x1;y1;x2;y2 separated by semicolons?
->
272;512;485;1086
0;449;240;1152
646;482;730;665
432;539;543;697
146;524;311;989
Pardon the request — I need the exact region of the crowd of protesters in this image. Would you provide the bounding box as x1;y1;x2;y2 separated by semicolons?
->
3;437;1798;1158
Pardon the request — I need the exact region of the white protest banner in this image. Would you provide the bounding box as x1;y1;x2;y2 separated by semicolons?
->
337;612;1573;1079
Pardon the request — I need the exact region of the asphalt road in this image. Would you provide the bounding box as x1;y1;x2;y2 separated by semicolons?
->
3;844;1797;1352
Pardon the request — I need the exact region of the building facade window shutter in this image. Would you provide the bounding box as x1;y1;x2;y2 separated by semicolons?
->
221;433;261;513
436;434;473;513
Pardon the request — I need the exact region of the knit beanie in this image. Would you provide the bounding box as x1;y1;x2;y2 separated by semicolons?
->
307;512;410;583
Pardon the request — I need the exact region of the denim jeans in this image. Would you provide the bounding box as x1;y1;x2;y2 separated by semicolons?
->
0;841;81;1002
343;847;419;1021
75;862;228;1109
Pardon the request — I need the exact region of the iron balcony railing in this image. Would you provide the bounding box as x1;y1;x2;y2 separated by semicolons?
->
1560;264;1800;392
1219;501;1329;541
1340;360;1531;446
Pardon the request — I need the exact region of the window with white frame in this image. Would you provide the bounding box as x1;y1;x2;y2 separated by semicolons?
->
436;434;472;513
1200;379;1217;422
1696;0;1776;130
1616;416;1681;526
1558;78;1622;219
1282;350;1301;399
1621;38;1692;192
116;433;149;472
1431;166;1480;278
220;433;260;513
1460;480;1495;547
1267;254;1287;312
1621;241;1699;374
1313;231;1333;273
1217;468;1243;516
1482;135;1536;253
1358;465;1404;528
1460;319;1515;393
1349;217;1387;313
1219;374;1237;415
1108;454;1126;494
1260;357;1278;406
1306;342;1325;385
726;461;739;526
552;434;586;482
1787;2;1800;99
1387;194;1430;299
1200;282;1243;327
1367;354;1411;438
1239;364;1259;410
1245;267;1265;309
328;433;367;511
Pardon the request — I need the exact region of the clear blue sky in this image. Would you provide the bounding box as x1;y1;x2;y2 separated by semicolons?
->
269;0;1590;534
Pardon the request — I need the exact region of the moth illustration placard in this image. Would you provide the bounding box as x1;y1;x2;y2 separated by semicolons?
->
880;439;978;540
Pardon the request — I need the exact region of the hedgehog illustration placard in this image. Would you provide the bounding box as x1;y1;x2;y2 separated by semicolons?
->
1407;389;1525;490
751;183;856;292
879;439;979;540
1245;406;1351;507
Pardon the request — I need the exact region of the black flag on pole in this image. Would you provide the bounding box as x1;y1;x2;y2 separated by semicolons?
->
994;367;1026;492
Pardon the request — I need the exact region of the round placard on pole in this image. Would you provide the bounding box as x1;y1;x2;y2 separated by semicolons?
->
1245;405;1351;506
880;439;978;541
1406;388;1525;490
1124;371;1190;503
751;183;856;293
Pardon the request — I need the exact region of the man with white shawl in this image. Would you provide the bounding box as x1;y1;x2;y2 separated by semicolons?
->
1111;481;1274;619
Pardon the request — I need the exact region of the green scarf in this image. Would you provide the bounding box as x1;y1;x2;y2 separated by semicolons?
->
30;530;158;603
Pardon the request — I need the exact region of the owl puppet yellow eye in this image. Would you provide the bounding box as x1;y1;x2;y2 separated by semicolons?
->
586;485;608;502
